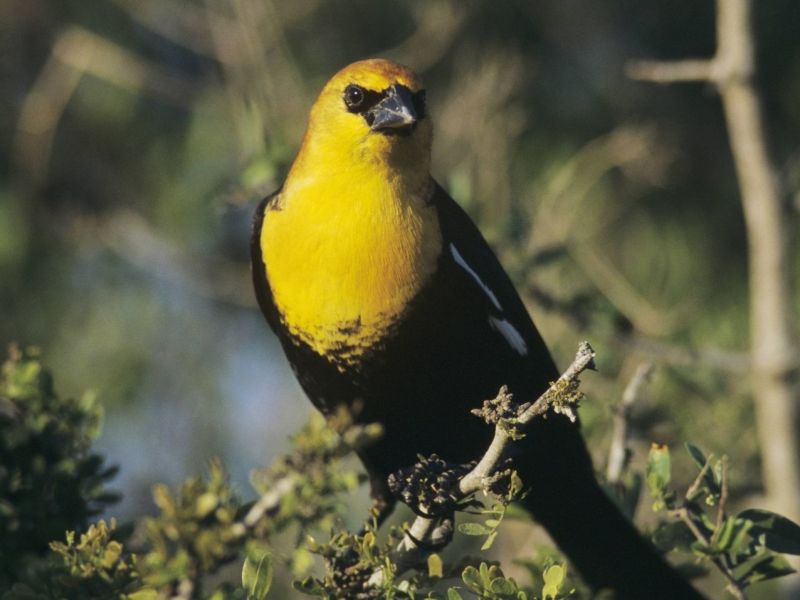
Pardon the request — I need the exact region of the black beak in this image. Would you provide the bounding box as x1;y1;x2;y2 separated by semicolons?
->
368;84;417;131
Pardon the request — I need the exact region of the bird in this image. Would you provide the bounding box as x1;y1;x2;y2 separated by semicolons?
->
251;58;703;599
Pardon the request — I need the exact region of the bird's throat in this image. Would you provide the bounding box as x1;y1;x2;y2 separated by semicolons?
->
261;170;441;367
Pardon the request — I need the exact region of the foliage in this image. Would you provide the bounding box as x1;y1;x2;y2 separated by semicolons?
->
4;519;144;600
647;443;800;596
4;349;800;598
0;350;370;599
248;411;375;539
0;345;118;588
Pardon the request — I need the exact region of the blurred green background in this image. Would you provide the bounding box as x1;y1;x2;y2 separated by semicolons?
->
2;0;799;594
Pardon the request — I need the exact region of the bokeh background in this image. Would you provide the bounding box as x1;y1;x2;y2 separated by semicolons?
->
2;1;800;596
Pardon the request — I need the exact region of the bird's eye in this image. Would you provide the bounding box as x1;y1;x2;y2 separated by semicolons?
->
344;84;366;110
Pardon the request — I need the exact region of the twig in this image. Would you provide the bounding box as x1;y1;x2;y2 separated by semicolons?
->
686;457;714;502
675;508;746;600
677;455;746;599
237;476;297;531
460;341;595;494
387;342;596;574
711;456;730;547
606;362;654;484
627;59;715;83
171;577;196;600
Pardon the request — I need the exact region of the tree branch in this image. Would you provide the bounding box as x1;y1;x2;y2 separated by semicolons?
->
626;59;715;84
390;341;596;570
627;0;800;529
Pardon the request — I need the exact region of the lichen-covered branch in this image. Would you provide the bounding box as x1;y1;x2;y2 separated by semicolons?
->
389;341;596;572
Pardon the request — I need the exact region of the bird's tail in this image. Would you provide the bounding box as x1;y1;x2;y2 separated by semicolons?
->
515;417;704;599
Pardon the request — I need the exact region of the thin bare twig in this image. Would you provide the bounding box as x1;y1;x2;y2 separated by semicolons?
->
711;456;730;547
606;362;654;484
686;457;714;502
627;59;715;84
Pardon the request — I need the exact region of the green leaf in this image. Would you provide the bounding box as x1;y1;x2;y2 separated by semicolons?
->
489;577;517;595
481;530;498;551
428;553;443;579
542;564;565;600
690;540;717;557
738;554;795;586
291;547;314;576
447;589;464;600
479;561;490;585
242;551;273;600
195;492;218;518
646;444;671;510
458;522;490;536
685;443;707;470
738;508;800;555
715;517;752;555
462;566;483;593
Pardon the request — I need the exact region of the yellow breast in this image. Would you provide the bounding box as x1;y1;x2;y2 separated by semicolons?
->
260;167;441;365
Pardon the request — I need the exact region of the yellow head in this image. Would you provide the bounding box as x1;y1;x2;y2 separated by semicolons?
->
290;59;432;183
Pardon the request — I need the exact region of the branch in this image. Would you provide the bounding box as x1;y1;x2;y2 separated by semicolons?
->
626;59;715;83
628;0;800;531
389;341;596;570
606;362;654;484
675;507;746;600
231;475;297;535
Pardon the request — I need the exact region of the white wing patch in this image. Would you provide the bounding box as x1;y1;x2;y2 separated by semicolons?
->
449;244;502;311
449;243;528;356
489;316;528;355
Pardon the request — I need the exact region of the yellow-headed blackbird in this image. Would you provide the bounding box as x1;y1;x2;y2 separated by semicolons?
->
251;59;702;599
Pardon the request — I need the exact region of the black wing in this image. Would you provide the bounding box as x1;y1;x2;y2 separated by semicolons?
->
431;183;559;381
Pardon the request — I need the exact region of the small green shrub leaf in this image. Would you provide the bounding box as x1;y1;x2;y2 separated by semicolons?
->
462;566;482;593
458;522;490;536
685;443;707;470
428;553;443;579
481;531;498;550
738;508;800;555
646;444;671;510
489;576;516;595
242;551;273;600
542;564;565;599
738;554;795;585
447;588;464;600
